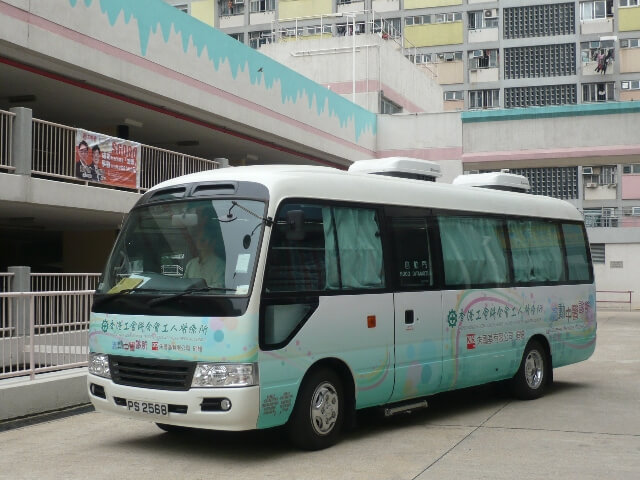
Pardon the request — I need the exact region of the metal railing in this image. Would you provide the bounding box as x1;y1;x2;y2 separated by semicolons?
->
139;145;218;190
30;117;219;191
0;290;93;380
0;109;14;171
0;273;14;337
596;290;633;311
32;118;77;179
30;273;100;292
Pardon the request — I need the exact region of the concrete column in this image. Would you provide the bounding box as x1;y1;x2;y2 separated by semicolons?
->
215;157;230;168
8;266;31;336
9;107;32;175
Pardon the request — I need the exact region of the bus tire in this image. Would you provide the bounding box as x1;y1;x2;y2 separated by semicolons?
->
511;340;548;400
288;367;344;450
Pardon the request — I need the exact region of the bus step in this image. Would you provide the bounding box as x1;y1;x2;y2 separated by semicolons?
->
383;400;428;417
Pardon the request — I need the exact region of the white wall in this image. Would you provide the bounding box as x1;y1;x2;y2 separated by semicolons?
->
594;243;640;310
260;35;443;114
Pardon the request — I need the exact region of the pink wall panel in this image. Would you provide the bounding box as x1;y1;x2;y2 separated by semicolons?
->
622;175;640;199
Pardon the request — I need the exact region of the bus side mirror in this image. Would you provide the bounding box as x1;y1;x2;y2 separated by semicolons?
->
286;210;305;241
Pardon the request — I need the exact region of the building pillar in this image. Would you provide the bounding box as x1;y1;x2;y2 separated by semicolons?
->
8;266;31;336
215;157;230;168
10;107;32;175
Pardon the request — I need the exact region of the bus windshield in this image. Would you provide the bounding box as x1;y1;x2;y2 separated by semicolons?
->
97;198;266;297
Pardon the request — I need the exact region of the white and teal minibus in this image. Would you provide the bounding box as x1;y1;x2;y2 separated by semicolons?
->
88;165;596;450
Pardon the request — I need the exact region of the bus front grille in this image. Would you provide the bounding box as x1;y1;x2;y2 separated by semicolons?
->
109;356;196;391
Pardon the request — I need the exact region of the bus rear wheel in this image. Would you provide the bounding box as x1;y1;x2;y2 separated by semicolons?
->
511;340;548;400
288;367;344;450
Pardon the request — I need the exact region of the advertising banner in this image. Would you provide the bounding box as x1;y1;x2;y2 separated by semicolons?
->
75;129;139;188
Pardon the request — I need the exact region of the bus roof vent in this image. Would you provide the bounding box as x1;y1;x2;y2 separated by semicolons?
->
348;157;442;182
452;170;530;192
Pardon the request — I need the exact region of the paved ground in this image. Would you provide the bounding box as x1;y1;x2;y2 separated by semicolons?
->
1;311;639;480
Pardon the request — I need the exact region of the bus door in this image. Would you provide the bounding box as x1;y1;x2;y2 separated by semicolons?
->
386;210;443;402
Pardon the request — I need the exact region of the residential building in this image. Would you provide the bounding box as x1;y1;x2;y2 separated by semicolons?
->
168;0;640;112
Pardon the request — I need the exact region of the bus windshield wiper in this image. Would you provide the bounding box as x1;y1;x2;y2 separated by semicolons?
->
146;286;237;307
92;288;166;307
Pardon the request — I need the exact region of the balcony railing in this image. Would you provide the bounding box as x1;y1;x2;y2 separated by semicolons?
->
0;109;14;171
0;111;220;192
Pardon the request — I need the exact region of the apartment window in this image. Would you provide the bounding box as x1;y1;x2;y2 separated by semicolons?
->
580;41;615;68
373;18;401;38
505;85;577;108
580;1;613;20
380;95;402;114
589;244;605;263
620;0;640;7
249;30;272;49
583;165;617;185
336;22;365;36
582;82;615;102
468;49;498;69
250;0;275;12
623;164;640;173
220;0;245;16
444;91;464;101
620;38;640;48
468;10;499;30
228;33;244;43
406;12;461;26
469;89;499;109
505;44;576;79
621;80;640;90
504;3;574;39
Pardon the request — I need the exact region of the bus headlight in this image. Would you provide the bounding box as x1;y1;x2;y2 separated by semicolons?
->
88;353;111;379
191;363;258;388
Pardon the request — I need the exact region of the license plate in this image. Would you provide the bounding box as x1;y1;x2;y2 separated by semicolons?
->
126;400;169;417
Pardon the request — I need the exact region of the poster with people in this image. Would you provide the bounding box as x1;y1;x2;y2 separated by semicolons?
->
75;129;140;189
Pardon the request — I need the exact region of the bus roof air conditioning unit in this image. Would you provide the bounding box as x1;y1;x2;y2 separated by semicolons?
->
348;157;442;182
452;170;530;192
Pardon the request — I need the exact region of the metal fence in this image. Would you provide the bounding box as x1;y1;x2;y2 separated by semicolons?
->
32;118;77;179
596;290;633;311
0;273;14;337
0;290;93;380
30;117;219;190
0;109;14;171
30;274;100;336
139;144;218;190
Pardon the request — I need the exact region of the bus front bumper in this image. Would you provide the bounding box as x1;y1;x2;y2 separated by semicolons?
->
87;374;260;431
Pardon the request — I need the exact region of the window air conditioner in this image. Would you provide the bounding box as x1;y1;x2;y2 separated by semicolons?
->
472;50;483;58
632;207;640;216
234;0;244;4
582;167;593;174
586;183;598;188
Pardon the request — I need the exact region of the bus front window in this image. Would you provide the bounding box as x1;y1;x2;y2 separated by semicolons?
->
97;199;266;297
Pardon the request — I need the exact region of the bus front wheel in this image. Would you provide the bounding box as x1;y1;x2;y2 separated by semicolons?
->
511;340;548;400
288;367;344;450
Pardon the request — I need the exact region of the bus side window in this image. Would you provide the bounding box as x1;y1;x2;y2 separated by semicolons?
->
264;204;326;293
438;216;509;288
508;219;565;284
562;223;592;282
388;216;433;289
